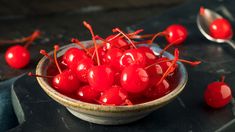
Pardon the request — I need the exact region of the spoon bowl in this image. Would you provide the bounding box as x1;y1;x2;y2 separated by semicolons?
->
197;7;235;49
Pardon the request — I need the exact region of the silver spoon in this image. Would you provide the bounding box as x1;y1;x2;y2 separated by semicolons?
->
197;7;235;49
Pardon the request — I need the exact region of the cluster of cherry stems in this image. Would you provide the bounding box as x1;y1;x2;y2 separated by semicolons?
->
1;7;233;108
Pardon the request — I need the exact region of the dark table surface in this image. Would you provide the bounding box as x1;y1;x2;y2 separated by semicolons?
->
1;0;235;131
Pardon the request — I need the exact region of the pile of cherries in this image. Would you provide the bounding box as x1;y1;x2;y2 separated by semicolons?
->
30;21;201;106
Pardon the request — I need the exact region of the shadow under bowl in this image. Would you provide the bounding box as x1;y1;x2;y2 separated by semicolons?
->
36;40;188;125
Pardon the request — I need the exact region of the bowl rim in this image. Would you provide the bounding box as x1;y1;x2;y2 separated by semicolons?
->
36;40;188;112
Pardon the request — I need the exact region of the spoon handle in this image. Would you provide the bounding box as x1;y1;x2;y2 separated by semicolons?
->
226;40;235;50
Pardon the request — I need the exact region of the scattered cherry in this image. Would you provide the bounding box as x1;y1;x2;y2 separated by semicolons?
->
204;76;232;108
164;24;188;45
5;30;40;69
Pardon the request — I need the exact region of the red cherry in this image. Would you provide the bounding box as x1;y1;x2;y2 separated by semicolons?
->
87;65;115;91
77;85;100;103
145;76;171;99
138;46;157;65
53;69;80;95
71;58;94;82
120;65;149;94
119;49;146;68
204;81;232;108
105;35;128;49
165;24;188;45
104;48;123;71
209;18;233;39
5;45;30;69
63;48;88;67
99;86;127;105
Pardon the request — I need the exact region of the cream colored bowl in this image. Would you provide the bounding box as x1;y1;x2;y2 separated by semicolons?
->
36;40;188;125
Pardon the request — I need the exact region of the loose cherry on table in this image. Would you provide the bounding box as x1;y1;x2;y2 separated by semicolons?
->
164;24;188;45
5;30;40;69
204;76;232;108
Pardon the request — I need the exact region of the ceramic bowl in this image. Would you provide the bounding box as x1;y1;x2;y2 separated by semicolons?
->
36;40;188;125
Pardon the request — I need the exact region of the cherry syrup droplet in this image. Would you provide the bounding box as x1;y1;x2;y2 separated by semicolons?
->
204;77;232;108
209;18;233;39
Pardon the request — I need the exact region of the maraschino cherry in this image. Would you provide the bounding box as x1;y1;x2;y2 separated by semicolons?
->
204;76;232;108
209;18;233;39
77;85;100;103
120;65;149;94
83;21;115;91
99;86;131;105
164;24;188;45
5;30;40;69
52;45;80;95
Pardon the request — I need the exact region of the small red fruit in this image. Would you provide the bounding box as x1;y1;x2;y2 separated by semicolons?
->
209;18;233;39
99;86;127;105
204;77;232;108
165;24;188;45
120;65;149;94
5;45;30;69
77;85;100;103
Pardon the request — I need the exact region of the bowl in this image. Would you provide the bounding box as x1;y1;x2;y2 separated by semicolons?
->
36;40;188;125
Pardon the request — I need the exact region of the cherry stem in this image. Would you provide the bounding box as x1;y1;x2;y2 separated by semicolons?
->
83;21;100;65
157;49;179;85
24;30;41;49
112;28;137;49
159;38;182;56
145;58;201;70
40;50;54;62
130;34;154;39
71;38;92;56
200;6;205;15
220;75;225;82
54;45;62;73
28;72;53;78
150;32;166;44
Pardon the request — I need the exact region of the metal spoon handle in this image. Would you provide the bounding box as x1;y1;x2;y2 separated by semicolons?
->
226;40;235;50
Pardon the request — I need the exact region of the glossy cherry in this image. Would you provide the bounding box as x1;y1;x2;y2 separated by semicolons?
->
63;47;88;68
5;45;30;69
145;76;171;99
71;58;94;82
105;35;129;49
53;69;80;95
209;18;233;39
99;86;128;105
77;85;100;103
164;24;188;45
120;65;149;94
5;30;40;69
204;77;232;108
87;65;115;91
138;46;157;66
104;48;123;71
52;45;80;95
119;49;146;69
